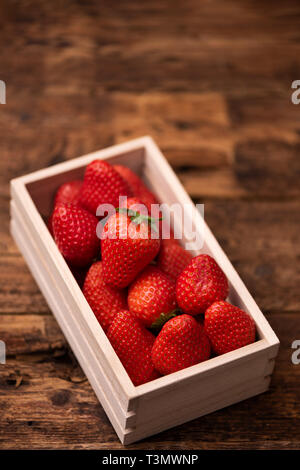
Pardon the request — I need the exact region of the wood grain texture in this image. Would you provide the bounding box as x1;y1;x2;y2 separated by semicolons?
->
0;315;66;355
0;0;299;450
0;256;49;314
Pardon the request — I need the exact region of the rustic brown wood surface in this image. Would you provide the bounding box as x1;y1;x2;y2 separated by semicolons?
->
0;0;300;449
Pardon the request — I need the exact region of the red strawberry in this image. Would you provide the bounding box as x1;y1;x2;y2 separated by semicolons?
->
114;166;179;245
176;254;228;315
157;243;193;280
128;266;177;328
79;160;132;215
114;165;182;247
54;180;82;206
120;197;179;251
101;211;160;288
120;193;171;247
152;314;211;375
120;196;150;215
160;229;180;247
48;180;83;235
52;203;99;267
83;261;127;332
107;310;159;386
114;164;158;209
204;301;256;355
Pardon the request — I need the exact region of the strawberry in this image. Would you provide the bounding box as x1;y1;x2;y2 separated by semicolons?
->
152;314;211;375
79;160;132;215
160;229;180;247
128;266;177;328
204;301;256;355
157;242;193;280
176;254;228;315
120;196;150;215
120;192;173;246
114;164;158;209
107;310;159;386
83;261;127;332
52;203;99;267
114;165;180;245
48;180;83;235
54;180;82;206
101;210;160;288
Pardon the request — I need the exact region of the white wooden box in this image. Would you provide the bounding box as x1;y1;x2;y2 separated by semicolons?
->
10;136;279;445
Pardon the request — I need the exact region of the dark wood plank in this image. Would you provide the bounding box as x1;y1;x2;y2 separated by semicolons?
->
2;1;299;94
0;91;230;188
180;139;300;199
0;256;49;314
0;98;115;188
0;315;66;355
205;200;300;312
111;92;232;167
0;203;15;254
1;89;299;199
0;358;117;450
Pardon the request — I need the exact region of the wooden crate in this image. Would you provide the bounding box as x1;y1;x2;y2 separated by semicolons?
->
10;136;279;445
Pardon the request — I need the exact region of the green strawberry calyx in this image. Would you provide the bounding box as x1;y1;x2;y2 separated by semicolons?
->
116;207;163;233
150;309;181;331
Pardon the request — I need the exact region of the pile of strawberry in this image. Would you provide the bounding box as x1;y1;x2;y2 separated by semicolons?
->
48;159;256;386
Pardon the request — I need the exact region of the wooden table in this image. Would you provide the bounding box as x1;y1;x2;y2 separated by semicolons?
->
0;1;299;450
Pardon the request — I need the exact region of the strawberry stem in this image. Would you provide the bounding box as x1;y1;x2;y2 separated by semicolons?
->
150;309;181;331
116;207;163;232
